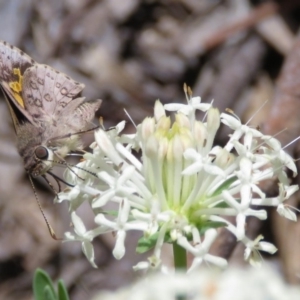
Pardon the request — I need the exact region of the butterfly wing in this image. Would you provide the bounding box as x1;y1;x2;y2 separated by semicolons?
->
57;97;102;135
21;64;85;123
0;39;102;184
0;40;37;129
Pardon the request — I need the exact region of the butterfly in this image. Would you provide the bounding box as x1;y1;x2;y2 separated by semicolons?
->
0;40;102;184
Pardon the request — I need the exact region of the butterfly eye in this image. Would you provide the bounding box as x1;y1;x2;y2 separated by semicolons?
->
35;146;49;160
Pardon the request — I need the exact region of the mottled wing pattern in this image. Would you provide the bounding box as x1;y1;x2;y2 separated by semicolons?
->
57;98;102;135
0;41;35;94
0;40;36;125
22;64;85;121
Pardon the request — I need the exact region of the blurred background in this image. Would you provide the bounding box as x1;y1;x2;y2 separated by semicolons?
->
1;0;300;299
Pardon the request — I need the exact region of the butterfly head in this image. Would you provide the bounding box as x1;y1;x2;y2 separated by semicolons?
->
16;123;55;177
23;145;55;177
31;145;55;177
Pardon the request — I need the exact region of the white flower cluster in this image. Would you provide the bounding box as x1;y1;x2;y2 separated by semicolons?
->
58;90;298;271
91;264;300;300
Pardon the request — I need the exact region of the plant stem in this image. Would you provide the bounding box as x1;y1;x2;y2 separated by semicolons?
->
173;242;187;271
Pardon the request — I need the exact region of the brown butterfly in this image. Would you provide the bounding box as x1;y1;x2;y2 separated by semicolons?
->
0;40;101;182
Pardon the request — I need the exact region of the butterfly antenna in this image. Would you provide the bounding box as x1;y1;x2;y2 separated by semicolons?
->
53;156;86;181
49;125;101;142
55;160;98;178
28;175;62;240
47;170;75;189
40;159;76;189
73;164;98;177
49;155;98;180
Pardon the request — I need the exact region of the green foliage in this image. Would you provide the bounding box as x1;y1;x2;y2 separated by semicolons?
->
101;210;119;217
196;220;226;234
210;176;238;197
33;269;70;300
136;220;226;253
136;232;159;253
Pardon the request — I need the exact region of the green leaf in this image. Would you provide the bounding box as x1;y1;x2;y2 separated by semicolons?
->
101;210;119;217
136;219;227;254
101;210;135;221
33;269;57;300
211;176;238;197
197;221;226;235
57;280;70;300
163;232;173;244
44;286;57;300
213;198;241;209
213;201;231;208
136;232;159;253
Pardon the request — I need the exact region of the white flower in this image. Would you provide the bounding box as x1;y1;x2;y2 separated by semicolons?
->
64;212;108;268
91;264;300;300
260;136;297;185
252;184;298;221
95;199;148;259
177;229;228;272
164;90;211;123
59;90;298;271
210;215;277;267
243;235;277;267
220;111;263;152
